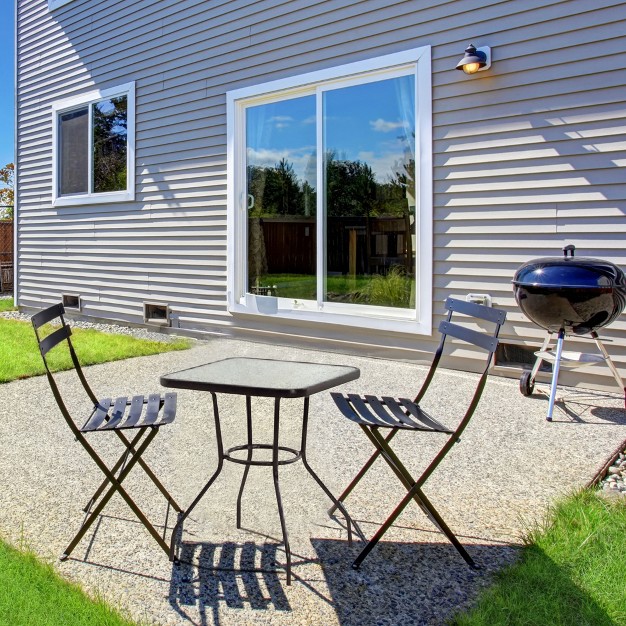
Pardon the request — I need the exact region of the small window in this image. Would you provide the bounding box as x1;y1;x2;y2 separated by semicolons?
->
52;83;135;206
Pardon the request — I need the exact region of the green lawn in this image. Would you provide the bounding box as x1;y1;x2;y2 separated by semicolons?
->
0;298;16;312
0;540;139;626
451;490;626;626
256;272;413;307
0;318;190;383
0;310;184;624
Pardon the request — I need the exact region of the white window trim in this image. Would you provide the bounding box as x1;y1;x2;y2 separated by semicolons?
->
48;0;75;10
226;47;432;335
51;82;135;207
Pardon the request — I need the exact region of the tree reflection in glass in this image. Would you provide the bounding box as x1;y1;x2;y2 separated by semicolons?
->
244;72;416;310
323;75;416;309
92;96;128;193
246;95;316;297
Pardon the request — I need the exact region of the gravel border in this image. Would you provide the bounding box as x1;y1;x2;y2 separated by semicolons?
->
0;309;191;344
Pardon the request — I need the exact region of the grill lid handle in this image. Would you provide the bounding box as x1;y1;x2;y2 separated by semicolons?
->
563;244;576;257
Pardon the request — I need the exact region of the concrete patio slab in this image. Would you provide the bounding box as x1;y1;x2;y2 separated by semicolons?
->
0;337;624;625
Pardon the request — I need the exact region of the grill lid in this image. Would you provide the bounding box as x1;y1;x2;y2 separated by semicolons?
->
513;245;626;290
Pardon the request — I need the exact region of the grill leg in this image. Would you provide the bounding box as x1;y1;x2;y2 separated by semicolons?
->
546;329;565;421
591;332;626;401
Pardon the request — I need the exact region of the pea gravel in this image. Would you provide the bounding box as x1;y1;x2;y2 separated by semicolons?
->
0;310;624;625
1;309;185;343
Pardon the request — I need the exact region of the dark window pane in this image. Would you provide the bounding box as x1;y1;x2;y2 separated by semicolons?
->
59;107;88;195
92;96;128;193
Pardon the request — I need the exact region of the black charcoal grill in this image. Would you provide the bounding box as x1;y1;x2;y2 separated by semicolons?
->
513;244;626;420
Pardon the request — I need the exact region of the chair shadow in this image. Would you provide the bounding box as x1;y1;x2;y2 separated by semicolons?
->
311;538;515;625
168;540;291;624
310;538;617;626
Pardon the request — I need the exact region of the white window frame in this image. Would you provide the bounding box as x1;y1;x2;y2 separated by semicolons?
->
51;82;135;207
226;47;432;335
48;0;75;10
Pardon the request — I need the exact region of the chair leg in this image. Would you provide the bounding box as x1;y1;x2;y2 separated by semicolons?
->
83;429;142;513
300;398;365;544
236;396;253;529
84;429;183;514
352;426;475;570
63;427;170;560
116;430;183;512
410;490;476;568
328;429;398;516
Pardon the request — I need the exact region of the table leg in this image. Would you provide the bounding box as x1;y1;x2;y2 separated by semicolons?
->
300;397;365;543
170;392;225;563
236;396;253;529
271;397;292;585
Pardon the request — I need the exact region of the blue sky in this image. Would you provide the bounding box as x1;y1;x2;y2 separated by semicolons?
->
0;0;14;167
246;75;415;185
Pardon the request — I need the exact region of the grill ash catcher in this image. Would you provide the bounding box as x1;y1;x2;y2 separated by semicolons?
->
513;245;626;421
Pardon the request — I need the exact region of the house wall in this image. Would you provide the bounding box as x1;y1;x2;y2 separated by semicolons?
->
15;0;626;389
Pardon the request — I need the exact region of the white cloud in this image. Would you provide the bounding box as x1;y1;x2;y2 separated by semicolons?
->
357;150;407;183
247;146;316;184
370;118;404;133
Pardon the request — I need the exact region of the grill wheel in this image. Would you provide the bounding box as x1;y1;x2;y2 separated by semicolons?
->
519;371;535;397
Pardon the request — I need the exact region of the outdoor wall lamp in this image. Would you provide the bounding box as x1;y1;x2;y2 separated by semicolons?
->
456;43;491;74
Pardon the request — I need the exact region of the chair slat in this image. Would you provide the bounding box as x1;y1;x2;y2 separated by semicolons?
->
161;392;177;424
397;399;452;433
39;325;72;356
125;395;145;428
101;396;128;430
363;395;400;427
142;394;162;426
347;394;383;426
445;297;507;325
32;303;64;329
380;396;424;428
82;398;112;432
439;320;499;352
331;392;365;426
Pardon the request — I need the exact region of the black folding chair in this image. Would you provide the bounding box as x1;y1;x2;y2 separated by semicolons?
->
32;303;182;561
330;297;506;569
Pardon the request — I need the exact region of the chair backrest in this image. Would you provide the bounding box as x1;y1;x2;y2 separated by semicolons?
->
414;297;507;421
32;303;98;434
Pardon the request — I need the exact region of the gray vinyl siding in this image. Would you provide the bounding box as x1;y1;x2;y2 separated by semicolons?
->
15;0;626;389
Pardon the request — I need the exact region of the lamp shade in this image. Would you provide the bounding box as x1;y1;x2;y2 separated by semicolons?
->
456;44;490;74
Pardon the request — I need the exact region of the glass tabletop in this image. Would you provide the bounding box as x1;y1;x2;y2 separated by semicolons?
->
160;357;360;398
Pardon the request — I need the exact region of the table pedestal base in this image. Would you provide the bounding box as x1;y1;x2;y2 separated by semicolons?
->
170;393;363;585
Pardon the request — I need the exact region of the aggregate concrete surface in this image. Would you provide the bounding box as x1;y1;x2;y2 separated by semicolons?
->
0;334;624;625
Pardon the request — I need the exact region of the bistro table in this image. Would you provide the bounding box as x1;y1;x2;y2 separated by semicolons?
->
160;356;363;584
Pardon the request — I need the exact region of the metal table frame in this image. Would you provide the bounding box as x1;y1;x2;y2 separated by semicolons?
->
161;357;363;585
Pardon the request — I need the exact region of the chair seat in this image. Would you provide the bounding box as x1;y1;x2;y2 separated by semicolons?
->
81;392;177;432
331;392;453;433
